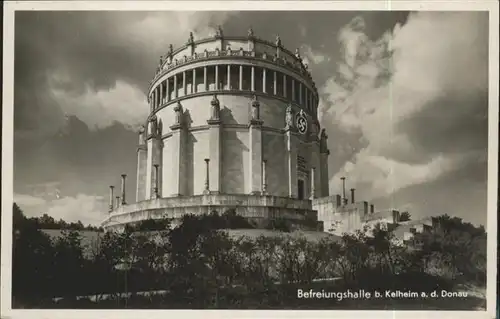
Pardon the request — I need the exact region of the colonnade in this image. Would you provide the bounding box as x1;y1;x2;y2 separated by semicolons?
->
149;64;318;115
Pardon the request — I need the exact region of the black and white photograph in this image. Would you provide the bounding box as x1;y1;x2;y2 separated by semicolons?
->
1;1;498;318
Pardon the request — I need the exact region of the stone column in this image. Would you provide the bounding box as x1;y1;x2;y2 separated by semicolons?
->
239;65;243;90
341;177;346;205
227;65;231;90
145;117;162;199
166;78;170;102
192;69;197;93
204;66;208;91
159;81;163;106
286;131;298;198
292;79;295;101
249;97;263;194
183;71;187;96
283;74;287;97
152;90;155;110
168;103;186;196
262;68;267;93
262;160;267;194
273;71;277;95
350;188;355;204
174;74;178;98
309;167;316;200
136;126;147;202
319;155;329;197
207;95;222;194
120;174;127;205
156;87;160;107
115;196;121;208
204;158;210;194
304;87;309;110
108;186;115;212
251;66;255;91
215;65;219;90
299;82;303;105
154;164;160;199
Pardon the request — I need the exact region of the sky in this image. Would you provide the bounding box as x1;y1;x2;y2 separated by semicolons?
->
11;10;490;227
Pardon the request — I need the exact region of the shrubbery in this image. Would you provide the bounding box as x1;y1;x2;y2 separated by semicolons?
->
11;204;487;309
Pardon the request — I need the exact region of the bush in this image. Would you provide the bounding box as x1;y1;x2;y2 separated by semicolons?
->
12;203;487;309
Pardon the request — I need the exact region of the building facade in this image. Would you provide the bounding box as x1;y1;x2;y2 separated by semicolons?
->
102;28;330;231
100;27;411;236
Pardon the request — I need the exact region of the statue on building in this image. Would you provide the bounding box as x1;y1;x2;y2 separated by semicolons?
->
168;44;174;57
188;31;194;44
275;34;282;47
320;128;328;152
138;124;146;143
251;95;260;121
210;94;220;121
248;27;254;38
295;48;300;58
285;104;293;129
174;102;183;125
159;55;163;66
156;119;163;136
148;115;158;135
215;25;223;38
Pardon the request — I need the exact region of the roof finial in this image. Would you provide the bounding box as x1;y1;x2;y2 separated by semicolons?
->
275;34;282;47
248;26;254;38
215;25;224;38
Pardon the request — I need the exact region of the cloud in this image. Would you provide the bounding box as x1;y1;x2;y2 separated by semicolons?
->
322;12;488;199
14;193;107;226
301;44;327;65
14;11;234;136
49;79;149;131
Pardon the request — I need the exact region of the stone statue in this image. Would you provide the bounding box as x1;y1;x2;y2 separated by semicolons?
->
275;34;281;47
251;95;260;121
159;55;163;66
148;115;157;135
295;48;300;57
285;104;293;129
188;32;194;43
210;95;220;121
168;44;174;56
174;102;183;125
320;128;328;151
248;27;254;38
215;25;223;38
156;119;163;136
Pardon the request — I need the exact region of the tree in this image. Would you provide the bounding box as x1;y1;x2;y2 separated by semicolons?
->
12;204;55;305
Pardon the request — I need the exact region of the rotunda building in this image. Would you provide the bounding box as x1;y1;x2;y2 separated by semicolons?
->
101;27;331;231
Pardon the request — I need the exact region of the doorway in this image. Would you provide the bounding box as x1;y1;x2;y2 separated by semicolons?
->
297;179;305;200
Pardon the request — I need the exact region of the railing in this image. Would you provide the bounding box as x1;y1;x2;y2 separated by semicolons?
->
149;48;317;95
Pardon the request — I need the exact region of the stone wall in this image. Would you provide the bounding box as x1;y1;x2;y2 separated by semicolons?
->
102;194;322;232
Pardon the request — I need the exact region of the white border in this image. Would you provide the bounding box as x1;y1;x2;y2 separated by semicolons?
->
2;1;498;319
